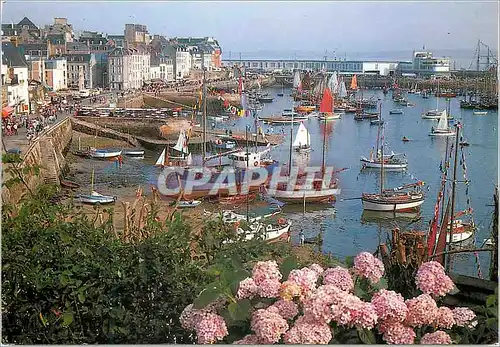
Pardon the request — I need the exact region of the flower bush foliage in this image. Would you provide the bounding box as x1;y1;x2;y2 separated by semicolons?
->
181;254;482;344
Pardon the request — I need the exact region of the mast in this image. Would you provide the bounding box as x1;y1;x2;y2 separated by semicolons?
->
445;122;461;272
90;167;94;193
202;58;207;163
245;125;249;223
380;121;384;195
321;114;327;176
440;137;450;221
288;100;294;176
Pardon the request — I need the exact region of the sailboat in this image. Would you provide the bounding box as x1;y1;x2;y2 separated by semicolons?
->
429;109;456;136
422;80;446;119
318;87;341;120
362;109;407;171
338;78;348;99
370;103;384;125
155;129;192;167
350;74;358;91
293;123;312;153
77;168;117;205
361;123;424;212
264;99;342;204
426;123;475;266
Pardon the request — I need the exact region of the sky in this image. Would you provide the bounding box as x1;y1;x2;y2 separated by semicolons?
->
2;0;498;65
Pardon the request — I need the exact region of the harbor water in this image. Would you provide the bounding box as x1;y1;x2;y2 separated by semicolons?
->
82;87;497;278
223;87;498;277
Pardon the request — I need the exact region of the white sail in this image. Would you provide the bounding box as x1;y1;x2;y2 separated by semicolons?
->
328;71;339;94
293;71;301;88
172;129;189;154
155;148;166;166
339;79;348;98
436;109;449;131
292;123;311;147
186;153;193;165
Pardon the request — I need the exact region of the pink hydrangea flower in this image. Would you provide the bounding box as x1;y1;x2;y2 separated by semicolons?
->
308;263;325;276
283;315;333;344
404;294;439;327
180;304;210;331
335;294;378;329
270;299;299;320
416;261;455;297
279;280;302;301
258;278;281;298
353;252;385;284
380;322;416;344
303;284;347;323
420;330;452;344
452;307;477;328
288;267;319;296
252;260;282;285
435;306;456;329
323;266;354;292
194;312;228;344
237;277;259;299
233;334;263;344
250;308;289;344
371;289;408;323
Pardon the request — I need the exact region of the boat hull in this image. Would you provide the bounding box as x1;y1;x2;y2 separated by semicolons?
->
78;195;116;204
360;158;407;171
268;187;340;204
429;131;456;137
90;150;123;159
361;195;424;212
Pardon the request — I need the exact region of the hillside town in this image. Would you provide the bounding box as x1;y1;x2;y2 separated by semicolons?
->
1;17;223;118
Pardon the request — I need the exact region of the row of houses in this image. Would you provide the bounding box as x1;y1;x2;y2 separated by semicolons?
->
1;17;223;94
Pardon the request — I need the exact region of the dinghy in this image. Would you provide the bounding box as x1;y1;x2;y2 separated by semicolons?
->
473;111;488;115
389;109;404;114
177;200;202;208
123;148;145;157
293;122;312;153
77;168;116;205
89;149;122;159
429;110;456;137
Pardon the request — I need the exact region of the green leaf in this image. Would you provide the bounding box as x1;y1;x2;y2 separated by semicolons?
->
486;317;497;329
372;277;388;290
345;256;354;267
486;294;496;308
231;254;244;270
193;285;221;309
228;299;251;321
280;256;298;279
357;327;376;344
449;284;460;295
355;285;367;300
62;311;74;327
78;291;85;303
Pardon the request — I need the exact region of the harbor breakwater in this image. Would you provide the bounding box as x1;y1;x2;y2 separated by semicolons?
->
2;117;73;205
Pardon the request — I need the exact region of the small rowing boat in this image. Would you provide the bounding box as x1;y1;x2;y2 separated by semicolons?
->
177;200;202;208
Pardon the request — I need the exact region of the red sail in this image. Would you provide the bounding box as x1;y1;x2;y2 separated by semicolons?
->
319;88;333;113
435;199;452;265
427;190;442;256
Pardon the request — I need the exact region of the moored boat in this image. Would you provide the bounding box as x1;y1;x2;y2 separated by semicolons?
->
429;109;456;137
176;200;202;208
77;168;116;205
389;109;404;114
89;149;122;159
123;148;145;157
473;111;488;115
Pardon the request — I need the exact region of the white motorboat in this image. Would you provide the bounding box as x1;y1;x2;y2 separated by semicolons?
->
473;111;488;115
177;200;202;208
234;220;292;242
429;110;456;137
89;149;122;159
78;191;117;205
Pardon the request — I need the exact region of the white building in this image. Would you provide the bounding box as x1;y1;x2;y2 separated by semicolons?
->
412;51;450;73
159;57;174;81
150;65;161;80
44;57;67;91
362;62;398;76
175;46;191;80
108;47;150;90
1;42;30;114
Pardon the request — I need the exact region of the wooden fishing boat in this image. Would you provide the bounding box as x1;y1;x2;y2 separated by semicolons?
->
216;192;257;205
361;122;425;212
295;105;316;113
354;112;378;121
60;179;80;189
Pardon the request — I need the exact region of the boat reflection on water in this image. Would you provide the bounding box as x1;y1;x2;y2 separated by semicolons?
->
360;210;421;226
